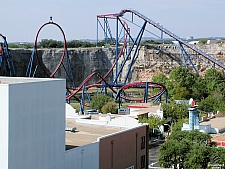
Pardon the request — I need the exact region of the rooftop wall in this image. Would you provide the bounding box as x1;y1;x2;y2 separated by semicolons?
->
0;77;66;169
65;142;99;169
0;85;9;168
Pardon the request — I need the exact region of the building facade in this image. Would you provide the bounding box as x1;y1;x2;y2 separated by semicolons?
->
0;77;66;169
99;126;149;169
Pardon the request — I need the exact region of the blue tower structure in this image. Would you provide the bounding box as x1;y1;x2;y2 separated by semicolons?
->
188;107;200;131
0;34;16;76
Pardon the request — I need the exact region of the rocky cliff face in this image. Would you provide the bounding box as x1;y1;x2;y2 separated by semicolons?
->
6;44;225;86
131;44;225;81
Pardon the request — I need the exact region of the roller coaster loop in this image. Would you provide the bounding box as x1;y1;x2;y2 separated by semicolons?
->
26;18;75;88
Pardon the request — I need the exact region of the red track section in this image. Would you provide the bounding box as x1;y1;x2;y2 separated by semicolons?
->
66;72;117;101
119;82;165;102
34;20;67;78
66;72;166;104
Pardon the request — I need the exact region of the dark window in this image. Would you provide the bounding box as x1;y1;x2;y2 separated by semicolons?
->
141;155;145;168
141;136;145;149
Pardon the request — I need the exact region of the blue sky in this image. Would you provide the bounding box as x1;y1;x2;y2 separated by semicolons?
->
1;0;225;42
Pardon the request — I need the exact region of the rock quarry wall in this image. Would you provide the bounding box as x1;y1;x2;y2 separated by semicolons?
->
5;44;225;86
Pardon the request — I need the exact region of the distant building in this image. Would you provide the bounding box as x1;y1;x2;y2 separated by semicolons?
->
212;135;225;148
188;40;199;45
186;36;194;40
207;39;225;44
182;106;225;134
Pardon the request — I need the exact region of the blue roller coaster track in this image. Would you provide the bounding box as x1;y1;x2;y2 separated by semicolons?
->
0;34;16;76
97;9;225;75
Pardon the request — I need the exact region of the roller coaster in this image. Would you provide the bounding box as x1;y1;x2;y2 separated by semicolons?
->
97;9;225;73
0;34;16;77
24;15;169;112
2;9;225;113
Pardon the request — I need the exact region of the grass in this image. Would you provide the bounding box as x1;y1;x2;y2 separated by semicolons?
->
68;97;132;111
69;102;80;111
67;87;164;111
68;98;142;112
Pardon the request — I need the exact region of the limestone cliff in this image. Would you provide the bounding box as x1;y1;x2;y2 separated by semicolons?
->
5;44;225;86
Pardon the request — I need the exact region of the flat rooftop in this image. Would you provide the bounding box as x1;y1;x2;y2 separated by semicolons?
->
200;117;225;132
133;106;160;113
65;119;124;150
211;135;225;141
0;80;11;84
0;76;63;84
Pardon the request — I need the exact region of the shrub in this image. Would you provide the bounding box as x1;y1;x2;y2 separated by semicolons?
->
90;94;113;112
102;101;118;114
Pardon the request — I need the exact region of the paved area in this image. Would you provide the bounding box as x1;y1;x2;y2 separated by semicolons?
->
149;139;165;167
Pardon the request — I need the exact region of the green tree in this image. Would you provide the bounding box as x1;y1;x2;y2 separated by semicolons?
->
204;68;225;95
81;41;94;48
101;101;118;114
210;148;225;167
184;143;212;169
67;40;83;48
158;130;213;168
164;80;175;99
167;66;207;101
198;38;208;44
171;118;188;132
139;115;166;130
173;87;190;100
96;40;105;47
151;73;168;98
158;139;190;168
190;74;207;101
167;130;211;145
8;43;33;49
162;103;189;122
37;39;95;48
90;94;113;112
169;67;193;88
198;88;225;113
168;67;195;100
152;72;168;86
139;115;166;139
198;95;216;112
185;129;212;144
38;39;63;48
141;40;162;46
